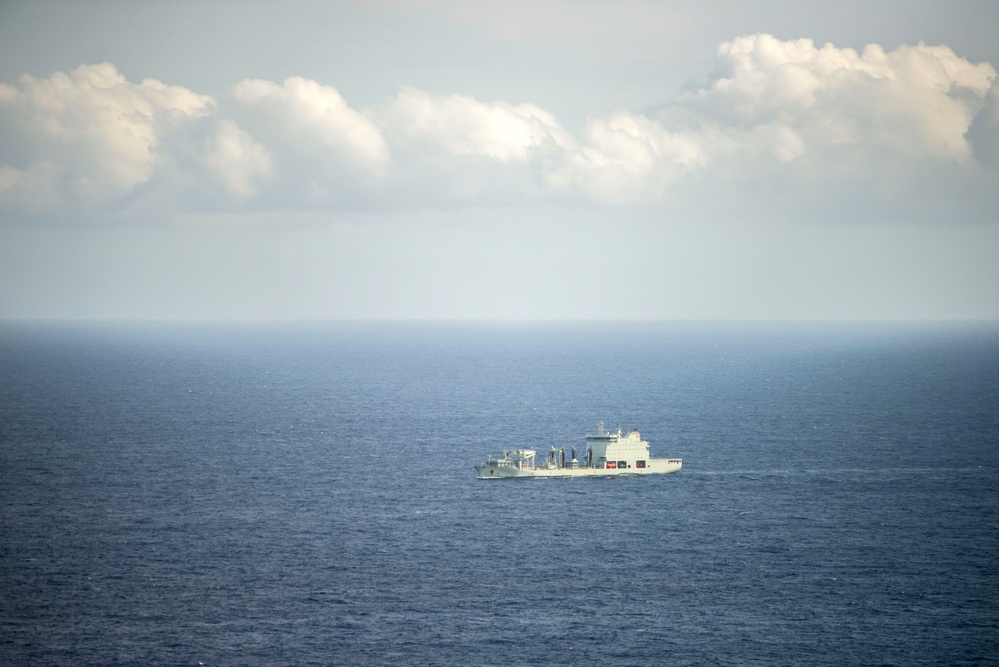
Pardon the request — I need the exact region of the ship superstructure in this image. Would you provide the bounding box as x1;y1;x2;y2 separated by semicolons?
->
474;422;682;479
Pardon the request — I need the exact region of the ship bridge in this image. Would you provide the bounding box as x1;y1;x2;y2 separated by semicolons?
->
584;422;651;470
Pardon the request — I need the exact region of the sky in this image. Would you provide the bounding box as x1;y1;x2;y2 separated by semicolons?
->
0;0;997;320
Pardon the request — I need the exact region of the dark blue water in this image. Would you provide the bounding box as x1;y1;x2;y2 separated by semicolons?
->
2;321;997;666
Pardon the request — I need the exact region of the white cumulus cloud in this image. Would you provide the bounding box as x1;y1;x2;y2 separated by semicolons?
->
205;119;272;199
222;76;391;205
0;33;995;221
231;77;389;172
0;62;214;210
547;110;729;204
678;34;995;161
547;34;997;205
380;86;577;161
373;86;578;204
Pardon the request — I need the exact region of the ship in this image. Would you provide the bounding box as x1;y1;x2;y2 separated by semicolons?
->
474;421;682;479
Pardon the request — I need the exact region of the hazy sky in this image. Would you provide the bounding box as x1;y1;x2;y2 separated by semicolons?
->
1;0;997;319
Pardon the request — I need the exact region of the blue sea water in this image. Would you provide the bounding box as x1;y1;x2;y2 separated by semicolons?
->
1;321;998;666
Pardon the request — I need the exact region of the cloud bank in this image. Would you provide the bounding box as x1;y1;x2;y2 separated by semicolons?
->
0;34;995;222
0;62;213;214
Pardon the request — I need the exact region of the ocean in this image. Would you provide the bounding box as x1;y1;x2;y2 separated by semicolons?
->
1;321;997;666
